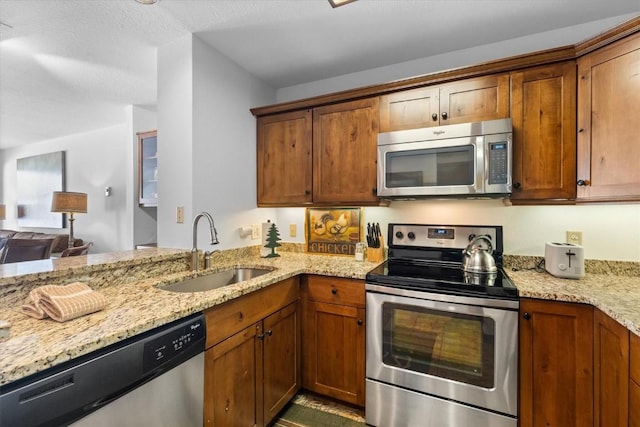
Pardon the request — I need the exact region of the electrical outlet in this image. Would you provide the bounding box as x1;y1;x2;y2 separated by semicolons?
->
289;223;297;238
176;206;184;224
251;224;260;240
566;230;583;246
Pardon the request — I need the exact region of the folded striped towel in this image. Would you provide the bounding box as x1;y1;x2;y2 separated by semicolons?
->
21;282;108;322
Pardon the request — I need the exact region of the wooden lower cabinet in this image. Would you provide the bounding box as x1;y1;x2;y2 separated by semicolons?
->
594;308;630;427
302;275;366;407
519;298;594;427
205;323;260;427
263;303;299;423
630;333;640;427
203;279;300;427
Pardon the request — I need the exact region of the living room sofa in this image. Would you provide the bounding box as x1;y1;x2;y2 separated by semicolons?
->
0;229;84;256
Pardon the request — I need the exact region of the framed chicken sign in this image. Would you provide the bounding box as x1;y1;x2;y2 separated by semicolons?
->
305;208;362;256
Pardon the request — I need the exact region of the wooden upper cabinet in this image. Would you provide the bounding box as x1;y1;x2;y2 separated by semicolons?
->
510;61;577;202
313;98;380;204
577;31;640;202
439;74;510;124
379;86;440;131
519;299;594;427
257;110;313;206
379;74;510;132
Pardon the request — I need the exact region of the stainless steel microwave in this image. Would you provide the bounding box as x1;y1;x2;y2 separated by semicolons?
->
377;118;512;199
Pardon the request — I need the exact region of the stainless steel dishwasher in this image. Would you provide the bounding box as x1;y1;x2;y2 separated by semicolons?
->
0;313;206;427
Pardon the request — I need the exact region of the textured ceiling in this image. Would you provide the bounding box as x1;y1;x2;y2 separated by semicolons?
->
0;0;638;149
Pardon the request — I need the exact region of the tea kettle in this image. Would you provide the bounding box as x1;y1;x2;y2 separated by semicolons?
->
462;235;497;273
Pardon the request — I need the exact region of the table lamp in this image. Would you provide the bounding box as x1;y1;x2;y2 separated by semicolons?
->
51;191;87;248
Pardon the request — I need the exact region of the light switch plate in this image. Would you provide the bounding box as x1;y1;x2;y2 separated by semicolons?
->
289;224;297;238
176;206;184;224
251;224;260;239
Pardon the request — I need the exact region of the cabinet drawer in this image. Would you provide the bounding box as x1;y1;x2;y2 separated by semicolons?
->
305;276;365;307
632;333;640;384
205;277;299;348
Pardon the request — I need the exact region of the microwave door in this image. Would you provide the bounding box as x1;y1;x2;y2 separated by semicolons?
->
378;138;481;197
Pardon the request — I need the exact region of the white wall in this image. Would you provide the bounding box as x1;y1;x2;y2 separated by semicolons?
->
274;201;640;262
157;34;194;250
157;34;276;251
0;123;132;253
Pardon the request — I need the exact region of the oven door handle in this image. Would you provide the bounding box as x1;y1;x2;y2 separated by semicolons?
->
365;283;519;310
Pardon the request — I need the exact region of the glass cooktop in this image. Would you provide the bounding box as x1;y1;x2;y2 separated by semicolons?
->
366;258;518;299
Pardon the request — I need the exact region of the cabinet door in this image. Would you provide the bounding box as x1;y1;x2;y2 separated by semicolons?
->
304;300;365;406
519;299;594;427
313;98;379;204
577;32;640;202
263;302;300;425
510;62;577;201
137;130;158;207
439;74;510;125
594;309;629;427
257;110;313;205
379;86;440;132
631;380;640;427
204;324;262;427
630;333;640;427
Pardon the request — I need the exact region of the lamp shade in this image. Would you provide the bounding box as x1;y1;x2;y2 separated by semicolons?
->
0;204;5;220
51;191;88;213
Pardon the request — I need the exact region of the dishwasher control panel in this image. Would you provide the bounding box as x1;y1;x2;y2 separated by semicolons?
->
143;316;205;373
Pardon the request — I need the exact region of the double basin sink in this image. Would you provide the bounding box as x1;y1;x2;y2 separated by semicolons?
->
158;267;272;293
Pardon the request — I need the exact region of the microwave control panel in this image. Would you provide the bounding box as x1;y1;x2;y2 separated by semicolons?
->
488;142;508;184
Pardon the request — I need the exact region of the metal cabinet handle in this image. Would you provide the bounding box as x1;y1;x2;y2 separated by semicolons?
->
357;319;363;326
523;312;531;320
441;112;448;120
331;288;338;295
513;182;521;190
266;330;273;336
577;179;588;186
257;333;265;339
432;113;438;121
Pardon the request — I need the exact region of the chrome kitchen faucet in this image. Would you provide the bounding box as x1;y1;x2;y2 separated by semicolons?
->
191;211;219;271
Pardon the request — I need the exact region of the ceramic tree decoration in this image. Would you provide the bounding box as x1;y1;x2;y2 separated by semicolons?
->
264;222;282;258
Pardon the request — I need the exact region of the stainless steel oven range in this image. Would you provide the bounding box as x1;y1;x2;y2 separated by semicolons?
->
365;223;519;427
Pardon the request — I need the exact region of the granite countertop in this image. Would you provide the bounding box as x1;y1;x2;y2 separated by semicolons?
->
0;247;638;388
0;248;377;386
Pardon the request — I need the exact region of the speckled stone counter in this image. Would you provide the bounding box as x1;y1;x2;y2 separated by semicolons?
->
0;247;377;386
0;248;638;388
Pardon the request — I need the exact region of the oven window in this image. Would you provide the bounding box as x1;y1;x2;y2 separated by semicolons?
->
381;302;495;388
385;145;474;188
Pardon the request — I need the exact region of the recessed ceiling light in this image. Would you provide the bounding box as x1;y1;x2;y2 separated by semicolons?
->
329;0;358;7
135;0;158;4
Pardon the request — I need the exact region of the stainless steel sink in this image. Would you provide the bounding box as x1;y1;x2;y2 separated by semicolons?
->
158;267;272;293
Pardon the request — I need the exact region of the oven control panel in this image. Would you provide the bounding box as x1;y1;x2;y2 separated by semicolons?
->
389;224;501;251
